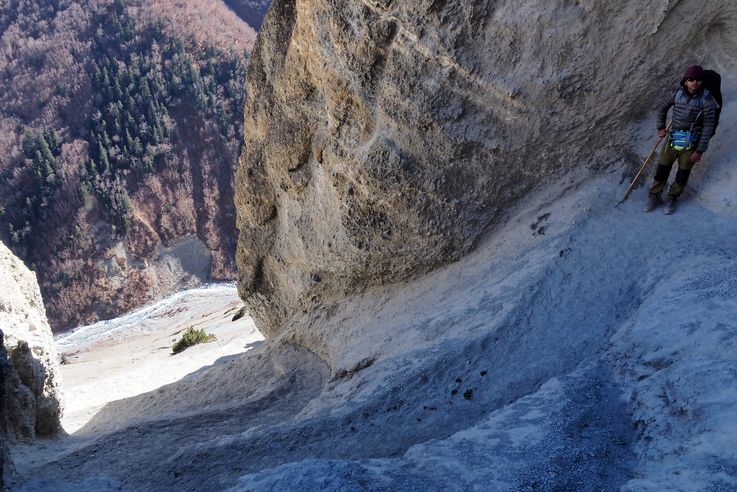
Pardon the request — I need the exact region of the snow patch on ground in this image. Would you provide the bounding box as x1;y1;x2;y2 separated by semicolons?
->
55;283;263;434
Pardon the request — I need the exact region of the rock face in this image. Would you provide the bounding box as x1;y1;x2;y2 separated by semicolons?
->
235;0;736;335
0;242;64;442
0;334;15;488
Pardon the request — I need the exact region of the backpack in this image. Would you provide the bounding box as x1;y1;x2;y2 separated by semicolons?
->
702;69;723;129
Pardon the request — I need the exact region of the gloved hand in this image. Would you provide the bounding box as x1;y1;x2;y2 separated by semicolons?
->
658;128;667;138
690;151;702;163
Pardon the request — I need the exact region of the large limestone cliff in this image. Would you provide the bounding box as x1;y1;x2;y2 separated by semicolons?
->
235;0;736;335
0;242;64;444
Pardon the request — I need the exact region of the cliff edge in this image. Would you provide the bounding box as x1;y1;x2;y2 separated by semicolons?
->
0;241;63;453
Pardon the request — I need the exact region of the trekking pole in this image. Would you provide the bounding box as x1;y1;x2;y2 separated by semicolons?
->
617;122;672;206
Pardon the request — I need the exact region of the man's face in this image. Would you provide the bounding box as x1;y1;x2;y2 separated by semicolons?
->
685;77;703;93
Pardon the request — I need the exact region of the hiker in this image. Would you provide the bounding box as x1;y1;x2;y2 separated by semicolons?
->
645;65;718;214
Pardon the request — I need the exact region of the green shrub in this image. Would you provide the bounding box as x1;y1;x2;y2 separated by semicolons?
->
171;327;214;354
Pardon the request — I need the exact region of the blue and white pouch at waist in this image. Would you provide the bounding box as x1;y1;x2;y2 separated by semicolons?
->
668;130;698;151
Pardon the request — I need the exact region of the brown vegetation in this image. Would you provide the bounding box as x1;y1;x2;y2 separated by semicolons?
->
0;0;261;331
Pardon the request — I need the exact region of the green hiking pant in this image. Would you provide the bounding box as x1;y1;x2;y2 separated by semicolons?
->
649;141;696;198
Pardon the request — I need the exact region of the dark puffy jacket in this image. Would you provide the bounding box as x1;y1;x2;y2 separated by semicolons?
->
656;85;717;153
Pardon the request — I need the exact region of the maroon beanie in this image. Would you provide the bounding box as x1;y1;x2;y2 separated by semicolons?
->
684;65;704;80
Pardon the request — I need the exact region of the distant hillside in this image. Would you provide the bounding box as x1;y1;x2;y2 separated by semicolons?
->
221;0;271;30
0;0;267;331
147;0;259;50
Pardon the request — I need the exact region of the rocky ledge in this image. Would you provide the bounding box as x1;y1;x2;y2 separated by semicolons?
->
0;241;64;484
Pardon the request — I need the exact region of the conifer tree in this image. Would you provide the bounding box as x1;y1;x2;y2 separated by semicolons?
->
38;134;56;169
46;130;61;155
114;77;123;100
98;142;110;173
141;78;152;104
130;134;143;156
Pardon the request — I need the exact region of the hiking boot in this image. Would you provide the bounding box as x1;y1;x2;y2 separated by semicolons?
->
664;197;678;215
643;194;662;213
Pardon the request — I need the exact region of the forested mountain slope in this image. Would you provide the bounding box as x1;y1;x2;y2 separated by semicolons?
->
0;0;264;331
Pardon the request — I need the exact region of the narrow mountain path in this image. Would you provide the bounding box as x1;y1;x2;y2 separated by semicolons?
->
12;166;737;490
225;181;737;491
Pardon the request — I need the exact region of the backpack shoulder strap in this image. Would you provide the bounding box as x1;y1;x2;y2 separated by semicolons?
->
703;88;721;110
